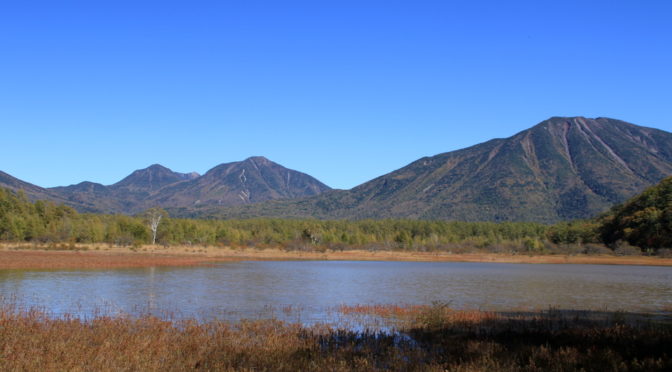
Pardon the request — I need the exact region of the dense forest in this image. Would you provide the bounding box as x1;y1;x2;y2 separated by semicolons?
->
1;180;670;256
599;176;672;249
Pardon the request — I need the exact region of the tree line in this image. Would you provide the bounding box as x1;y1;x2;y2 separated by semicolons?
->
1;184;668;254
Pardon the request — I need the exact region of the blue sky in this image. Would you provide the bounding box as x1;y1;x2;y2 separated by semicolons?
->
1;0;671;189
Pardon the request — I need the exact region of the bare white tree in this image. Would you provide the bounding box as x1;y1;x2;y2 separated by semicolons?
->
144;208;167;245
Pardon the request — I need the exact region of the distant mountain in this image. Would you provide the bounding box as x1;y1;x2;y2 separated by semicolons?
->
4;117;672;222
112;164;200;193
47;164;201;213
48;181;120;213
148;156;331;211
0;171;85;209
0;170;53;198
197;117;672;223
1;157;331;214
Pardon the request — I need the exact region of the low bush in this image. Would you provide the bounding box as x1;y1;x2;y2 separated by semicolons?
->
614;241;642;256
656;248;672;258
584;244;614;255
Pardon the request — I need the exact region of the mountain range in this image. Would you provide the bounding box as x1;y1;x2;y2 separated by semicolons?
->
2;117;672;222
0;157;331;214
192;117;672;223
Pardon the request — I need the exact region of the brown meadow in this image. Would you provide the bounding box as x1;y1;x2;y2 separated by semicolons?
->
0;303;670;371
2;243;672;270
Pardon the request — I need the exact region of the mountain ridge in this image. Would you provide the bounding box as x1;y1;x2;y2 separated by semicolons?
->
191;117;672;222
0;157;331;214
2;117;672;222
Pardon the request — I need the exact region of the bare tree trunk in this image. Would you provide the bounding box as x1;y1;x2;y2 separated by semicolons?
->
149;212;162;245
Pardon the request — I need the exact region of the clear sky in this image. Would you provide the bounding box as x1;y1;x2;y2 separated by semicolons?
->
1;0;671;189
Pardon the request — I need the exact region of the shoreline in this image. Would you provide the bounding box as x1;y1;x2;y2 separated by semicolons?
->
1;243;672;269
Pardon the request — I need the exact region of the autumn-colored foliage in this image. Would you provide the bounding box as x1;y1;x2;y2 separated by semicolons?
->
1;304;670;371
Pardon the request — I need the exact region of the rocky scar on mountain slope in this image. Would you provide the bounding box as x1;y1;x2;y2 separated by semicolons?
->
0;157;331;214
195;117;672;223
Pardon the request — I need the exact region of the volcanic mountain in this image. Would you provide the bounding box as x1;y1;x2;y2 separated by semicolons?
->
3;117;672;222
200;117;672;222
0;157;331;214
148;156;331;212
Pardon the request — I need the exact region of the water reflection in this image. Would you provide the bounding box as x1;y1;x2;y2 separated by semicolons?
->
0;261;670;323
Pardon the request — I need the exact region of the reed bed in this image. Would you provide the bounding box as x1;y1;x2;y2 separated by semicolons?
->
1;303;670;371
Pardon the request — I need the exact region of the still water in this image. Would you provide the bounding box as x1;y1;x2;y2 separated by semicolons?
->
0;261;670;322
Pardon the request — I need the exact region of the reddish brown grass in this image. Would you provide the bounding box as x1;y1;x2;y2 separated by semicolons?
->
1;304;670;371
2;243;672;270
0;250;234;270
338;304;428;318
338;303;500;327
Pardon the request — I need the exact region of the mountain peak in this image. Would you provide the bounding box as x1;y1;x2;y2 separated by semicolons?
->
372;116;672;221
536;116;593;128
112;164;195;192
158;156;332;207
244;156;272;165
146;163;171;171
547;115;589;121
206;117;672;223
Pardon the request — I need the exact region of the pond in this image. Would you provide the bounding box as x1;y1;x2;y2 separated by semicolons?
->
1;261;670;323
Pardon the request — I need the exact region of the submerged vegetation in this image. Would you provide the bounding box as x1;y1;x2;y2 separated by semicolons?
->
1;178;672;257
0;303;670;371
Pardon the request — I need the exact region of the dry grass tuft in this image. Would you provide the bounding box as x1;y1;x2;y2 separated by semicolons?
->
338;304;427;318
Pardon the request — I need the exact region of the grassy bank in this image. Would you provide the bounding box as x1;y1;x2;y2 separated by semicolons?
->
1;304;670;371
2;243;672;269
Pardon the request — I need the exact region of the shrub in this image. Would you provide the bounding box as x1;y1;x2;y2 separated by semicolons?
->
584;244;613;255
656;248;672;258
613;241;642;256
